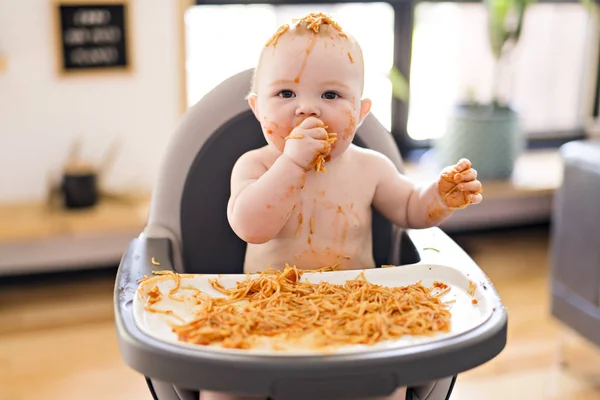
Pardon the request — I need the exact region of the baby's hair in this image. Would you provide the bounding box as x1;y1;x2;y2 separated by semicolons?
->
248;12;364;97
268;12;348;45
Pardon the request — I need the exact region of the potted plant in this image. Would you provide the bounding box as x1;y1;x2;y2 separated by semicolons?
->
432;0;533;180
389;0;598;177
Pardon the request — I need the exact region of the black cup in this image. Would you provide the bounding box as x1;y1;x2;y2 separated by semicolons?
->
61;172;99;209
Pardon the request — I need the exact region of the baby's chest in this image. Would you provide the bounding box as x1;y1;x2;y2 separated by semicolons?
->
280;183;373;240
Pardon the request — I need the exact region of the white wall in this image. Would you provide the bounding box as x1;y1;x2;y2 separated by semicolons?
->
0;0;182;204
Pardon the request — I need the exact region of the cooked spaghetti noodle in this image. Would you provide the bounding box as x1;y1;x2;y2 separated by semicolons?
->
144;266;452;351
315;131;337;174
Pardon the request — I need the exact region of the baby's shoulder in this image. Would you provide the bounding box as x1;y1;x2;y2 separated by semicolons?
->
347;144;400;171
234;145;276;169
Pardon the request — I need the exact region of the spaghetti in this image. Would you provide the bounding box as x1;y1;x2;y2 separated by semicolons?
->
292;12;348;38
315;131;337;174
143;266;453;351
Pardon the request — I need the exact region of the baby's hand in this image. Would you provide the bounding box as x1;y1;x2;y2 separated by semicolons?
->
283;117;332;171
437;158;483;210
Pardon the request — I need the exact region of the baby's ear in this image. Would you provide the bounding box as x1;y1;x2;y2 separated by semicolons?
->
246;93;259;120
358;98;372;126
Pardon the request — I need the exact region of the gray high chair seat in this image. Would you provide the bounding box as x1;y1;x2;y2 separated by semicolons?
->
114;69;507;400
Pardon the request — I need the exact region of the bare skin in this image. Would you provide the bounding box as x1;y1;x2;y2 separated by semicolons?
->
203;12;483;400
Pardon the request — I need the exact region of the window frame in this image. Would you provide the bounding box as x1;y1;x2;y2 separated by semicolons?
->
193;0;599;158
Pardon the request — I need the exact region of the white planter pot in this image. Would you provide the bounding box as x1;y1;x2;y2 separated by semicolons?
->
434;103;524;180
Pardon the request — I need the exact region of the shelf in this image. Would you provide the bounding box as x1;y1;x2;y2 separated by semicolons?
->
0;196;150;276
0;197;150;243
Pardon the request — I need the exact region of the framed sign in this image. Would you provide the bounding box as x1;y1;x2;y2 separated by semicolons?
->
54;0;133;75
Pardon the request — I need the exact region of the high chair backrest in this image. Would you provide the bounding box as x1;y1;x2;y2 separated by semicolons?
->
145;68;405;274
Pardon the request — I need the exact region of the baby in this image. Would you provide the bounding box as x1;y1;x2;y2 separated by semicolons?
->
204;12;483;400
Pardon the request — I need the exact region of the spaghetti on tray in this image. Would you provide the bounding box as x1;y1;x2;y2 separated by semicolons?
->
138;265;453;351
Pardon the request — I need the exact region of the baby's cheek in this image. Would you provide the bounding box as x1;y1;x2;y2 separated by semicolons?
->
261;119;291;151
325;108;355;137
261;117;280;135
341;108;357;140
323;108;357;157
274;125;293;142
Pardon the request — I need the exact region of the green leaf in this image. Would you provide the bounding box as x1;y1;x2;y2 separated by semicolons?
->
580;0;600;21
512;0;531;43
485;0;532;59
485;0;510;59
389;65;409;103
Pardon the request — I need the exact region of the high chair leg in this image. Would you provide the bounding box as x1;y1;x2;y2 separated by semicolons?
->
146;377;159;400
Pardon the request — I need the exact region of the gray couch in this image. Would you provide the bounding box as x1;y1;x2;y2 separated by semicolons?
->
550;139;600;346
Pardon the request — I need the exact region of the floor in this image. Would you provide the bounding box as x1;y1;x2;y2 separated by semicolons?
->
1;225;600;400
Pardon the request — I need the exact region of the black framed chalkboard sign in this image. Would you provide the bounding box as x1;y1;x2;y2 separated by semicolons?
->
53;0;133;75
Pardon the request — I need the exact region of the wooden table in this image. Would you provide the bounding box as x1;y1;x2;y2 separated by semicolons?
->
0;196;150;276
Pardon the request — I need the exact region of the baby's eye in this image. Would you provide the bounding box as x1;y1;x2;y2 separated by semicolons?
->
322;91;340;100
278;90;295;98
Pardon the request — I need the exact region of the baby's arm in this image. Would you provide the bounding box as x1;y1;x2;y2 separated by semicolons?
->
228;117;332;244
371;153;481;229
227;150;306;244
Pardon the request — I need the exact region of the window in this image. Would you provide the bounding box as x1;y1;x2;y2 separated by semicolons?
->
185;4;276;107
184;2;395;131
185;0;600;153
407;2;598;142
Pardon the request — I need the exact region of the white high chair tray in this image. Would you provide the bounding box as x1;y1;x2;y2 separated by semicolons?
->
133;263;495;357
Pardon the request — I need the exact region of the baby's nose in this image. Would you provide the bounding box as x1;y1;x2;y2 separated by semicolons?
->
295;102;320;117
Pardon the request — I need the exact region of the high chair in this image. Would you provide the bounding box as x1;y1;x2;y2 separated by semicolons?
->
114;68;507;400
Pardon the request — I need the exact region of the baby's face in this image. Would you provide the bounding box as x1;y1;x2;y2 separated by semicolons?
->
249;29;371;160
